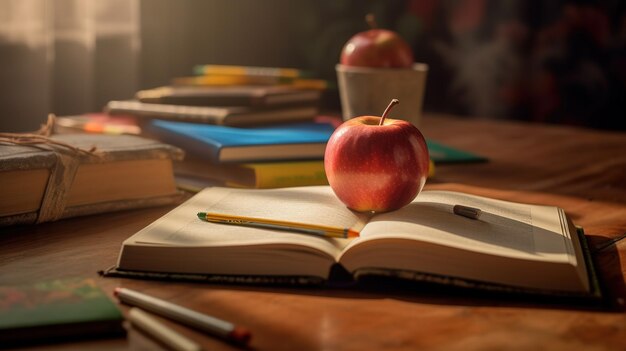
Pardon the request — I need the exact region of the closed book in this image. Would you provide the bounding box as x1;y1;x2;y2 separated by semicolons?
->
148;120;334;163
427;140;487;164
175;156;328;189
192;64;312;78
172;75;330;90
53;113;142;135
112;186;601;300
0;133;183;227
0;278;124;346
105;100;319;127
136;85;321;108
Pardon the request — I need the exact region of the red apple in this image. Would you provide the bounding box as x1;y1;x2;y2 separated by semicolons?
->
340;14;414;68
324;99;429;213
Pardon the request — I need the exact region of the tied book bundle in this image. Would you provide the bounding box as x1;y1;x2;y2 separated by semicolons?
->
0;116;183;227
108;185;601;300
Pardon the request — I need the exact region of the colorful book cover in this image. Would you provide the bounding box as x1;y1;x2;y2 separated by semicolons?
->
149;120;335;163
0;278;125;346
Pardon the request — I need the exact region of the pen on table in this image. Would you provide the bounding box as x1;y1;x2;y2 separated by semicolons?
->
453;205;482;220
197;212;359;239
114;287;251;346
128;307;202;351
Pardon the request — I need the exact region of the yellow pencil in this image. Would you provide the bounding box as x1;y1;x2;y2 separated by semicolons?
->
197;212;359;239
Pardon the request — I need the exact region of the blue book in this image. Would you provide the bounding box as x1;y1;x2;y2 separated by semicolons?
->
150;120;335;163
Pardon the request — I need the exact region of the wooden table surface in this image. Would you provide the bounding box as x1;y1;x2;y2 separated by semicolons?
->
2;114;625;350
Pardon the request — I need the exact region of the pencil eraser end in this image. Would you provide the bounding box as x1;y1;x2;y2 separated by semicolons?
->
229;326;252;345
113;287;122;297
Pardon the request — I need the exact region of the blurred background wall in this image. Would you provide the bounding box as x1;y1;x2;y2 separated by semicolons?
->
1;0;624;132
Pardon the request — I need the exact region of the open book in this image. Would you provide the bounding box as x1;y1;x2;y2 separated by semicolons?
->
115;186;598;297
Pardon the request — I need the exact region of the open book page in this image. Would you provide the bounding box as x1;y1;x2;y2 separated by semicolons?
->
356;190;575;261
124;186;365;258
339;190;589;292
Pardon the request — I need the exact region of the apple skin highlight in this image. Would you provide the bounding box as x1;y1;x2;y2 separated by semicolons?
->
339;14;414;69
340;29;414;68
324;115;429;213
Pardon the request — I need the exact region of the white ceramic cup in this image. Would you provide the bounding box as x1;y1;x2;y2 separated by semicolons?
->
336;63;428;126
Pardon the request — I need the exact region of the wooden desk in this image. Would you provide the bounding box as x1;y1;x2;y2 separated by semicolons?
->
2;114;625;350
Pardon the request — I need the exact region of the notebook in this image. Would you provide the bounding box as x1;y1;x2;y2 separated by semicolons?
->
0;278;124;346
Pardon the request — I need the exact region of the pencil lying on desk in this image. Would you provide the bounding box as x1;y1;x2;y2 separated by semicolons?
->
128;308;202;351
197;212;360;238
114;288;251;346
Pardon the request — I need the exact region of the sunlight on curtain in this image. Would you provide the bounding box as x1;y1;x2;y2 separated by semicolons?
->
0;0;140;132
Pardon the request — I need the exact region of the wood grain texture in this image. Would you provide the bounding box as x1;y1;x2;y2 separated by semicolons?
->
1;114;625;351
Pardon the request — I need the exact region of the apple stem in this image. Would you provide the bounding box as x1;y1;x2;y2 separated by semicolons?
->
379;99;399;126
366;13;377;29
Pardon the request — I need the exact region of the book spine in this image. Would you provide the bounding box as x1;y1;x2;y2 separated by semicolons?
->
172;76;329;90
192;65;310;78
249;162;328;188
106;101;224;125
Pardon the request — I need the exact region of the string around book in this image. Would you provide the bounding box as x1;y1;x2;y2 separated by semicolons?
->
0;114;101;157
0;114;102;223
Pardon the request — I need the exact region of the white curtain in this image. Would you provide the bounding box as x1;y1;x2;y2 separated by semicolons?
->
0;0;140;132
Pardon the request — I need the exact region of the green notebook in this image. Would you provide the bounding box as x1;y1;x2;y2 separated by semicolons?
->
0;277;125;346
427;140;487;164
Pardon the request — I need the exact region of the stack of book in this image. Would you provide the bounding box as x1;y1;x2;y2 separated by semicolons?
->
149;119;334;190
93;65;333;190
53;64;483;191
106;64;327;127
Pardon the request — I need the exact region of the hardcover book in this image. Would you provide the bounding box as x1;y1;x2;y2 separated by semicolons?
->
192;64;312;78
174;156;328;189
113;186;600;299
0;133;183;226
148;120;335;163
0;278;124;346
105;100;318;127
136;85;321;108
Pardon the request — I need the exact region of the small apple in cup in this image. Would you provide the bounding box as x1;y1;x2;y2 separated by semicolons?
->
324;99;429;213
340;14;414;68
